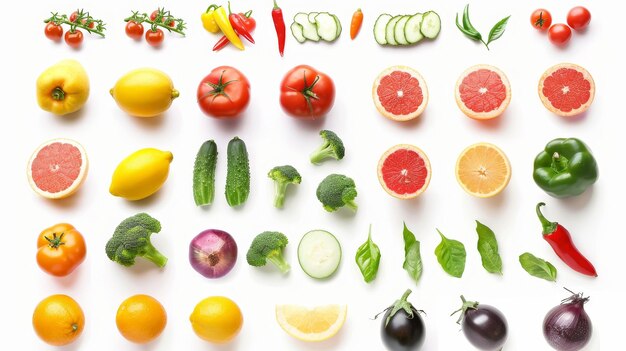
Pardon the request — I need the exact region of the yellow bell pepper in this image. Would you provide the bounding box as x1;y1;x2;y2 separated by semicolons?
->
213;5;244;50
201;5;220;33
36;59;90;116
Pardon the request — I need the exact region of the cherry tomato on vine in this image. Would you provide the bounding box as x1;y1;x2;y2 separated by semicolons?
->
69;11;95;28
65;30;84;48
44;23;63;41
145;29;164;47
530;9;552;31
150;9;175;27
125;21;144;40
548;24;572;46
567;6;591;31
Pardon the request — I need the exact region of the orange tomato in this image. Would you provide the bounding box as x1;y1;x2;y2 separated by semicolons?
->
36;223;86;276
33;294;85;346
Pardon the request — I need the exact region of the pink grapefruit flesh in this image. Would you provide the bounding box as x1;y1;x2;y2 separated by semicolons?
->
538;63;595;117
27;139;88;199
377;144;431;199
455;64;511;120
373;66;428;122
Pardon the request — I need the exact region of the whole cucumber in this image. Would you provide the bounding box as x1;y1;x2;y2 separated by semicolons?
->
193;140;218;206
225;137;250;207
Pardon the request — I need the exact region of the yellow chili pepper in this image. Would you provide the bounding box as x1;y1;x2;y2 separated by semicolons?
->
201;4;220;33
213;5;244;50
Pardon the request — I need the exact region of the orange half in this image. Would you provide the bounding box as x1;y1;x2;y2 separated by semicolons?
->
455;143;511;198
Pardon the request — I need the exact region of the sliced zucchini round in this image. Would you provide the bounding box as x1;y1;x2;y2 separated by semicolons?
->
298;230;341;279
374;14;392;45
394;15;411;45
405;13;424;44
420;11;441;39
385;15;403;46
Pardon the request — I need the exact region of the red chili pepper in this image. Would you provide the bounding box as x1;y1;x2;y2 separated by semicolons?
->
213;11;255;51
272;0;286;56
536;203;597;277
228;2;254;44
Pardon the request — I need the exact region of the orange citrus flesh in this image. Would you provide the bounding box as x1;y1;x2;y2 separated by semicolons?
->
455;143;511;198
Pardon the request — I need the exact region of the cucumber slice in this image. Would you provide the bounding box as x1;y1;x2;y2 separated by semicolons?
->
290;22;306;43
314;12;339;42
298;230;342;279
420;11;441;39
308;12;319;24
294;13;320;41
385;15;403;46
332;14;342;37
394;15;411;45
374;14;392;45
405;13;424;44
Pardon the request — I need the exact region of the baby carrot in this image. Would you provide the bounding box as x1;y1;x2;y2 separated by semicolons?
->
350;8;363;40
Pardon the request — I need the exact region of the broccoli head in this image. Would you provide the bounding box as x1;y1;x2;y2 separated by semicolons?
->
316;174;358;212
246;231;290;274
268;165;302;208
105;213;168;268
310;130;345;164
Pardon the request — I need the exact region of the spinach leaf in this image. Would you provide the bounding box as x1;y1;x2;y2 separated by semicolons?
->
519;252;557;282
434;229;466;278
476;221;503;274
402;223;423;284
355;225;381;283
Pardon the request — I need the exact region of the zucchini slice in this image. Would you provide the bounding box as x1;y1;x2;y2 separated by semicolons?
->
294;12;320;41
420;11;441;39
314;12;339;42
385;15;403;46
290;22;306;43
332;14;342;38
374;14;392;45
308;12;319;24
394;15;411;45
405;13;424;44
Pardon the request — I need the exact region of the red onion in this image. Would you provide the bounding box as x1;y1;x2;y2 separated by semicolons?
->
543;290;592;351
189;229;237;278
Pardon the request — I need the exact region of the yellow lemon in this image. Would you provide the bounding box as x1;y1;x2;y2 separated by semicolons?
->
275;304;347;342
110;68;179;117
36;59;90;116
110;148;173;200
190;296;243;344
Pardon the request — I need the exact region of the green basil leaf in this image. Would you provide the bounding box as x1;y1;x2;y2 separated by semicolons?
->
434;229;466;278
355;225;381;283
456;13;482;41
476;221;503;274
402;223;423;283
462;4;480;34
487;15;510;45
519;252;557;282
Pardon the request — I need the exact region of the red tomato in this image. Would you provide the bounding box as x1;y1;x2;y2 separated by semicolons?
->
45;23;63;41
530;9;552;31
70;10;94;28
548;24;572;46
125;21;144;40
567;6;591;31
64;30;84;48
145;29;164;47
150;9;175;27
280;65;335;119
197;66;251;118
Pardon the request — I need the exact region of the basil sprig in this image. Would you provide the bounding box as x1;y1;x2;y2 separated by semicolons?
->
355;225;381;283
434;229;466;278
519;252;557;282
476;221;503;274
402;223;423;284
456;4;510;50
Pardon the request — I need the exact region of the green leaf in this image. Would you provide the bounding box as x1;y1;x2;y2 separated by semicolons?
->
434;229;466;278
475;221;503;274
456;13;482;41
487;15;510;45
355;225;381;283
519;252;557;282
462;4;480;34
402;223;423;283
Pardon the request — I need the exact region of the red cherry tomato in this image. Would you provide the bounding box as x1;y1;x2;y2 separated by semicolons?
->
197;66;251;118
64;30;84;48
125;21;144;40
44;23;63;41
69;10;95;28
530;9;552;31
280;65;335;119
150;9;175;27
567;6;591;31
145;29;164;47
548;24;572;46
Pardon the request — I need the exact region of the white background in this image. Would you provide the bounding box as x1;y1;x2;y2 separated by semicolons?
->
3;0;618;350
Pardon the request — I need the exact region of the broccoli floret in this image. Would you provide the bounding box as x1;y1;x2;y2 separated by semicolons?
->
105;213;168;268
268;165;302;208
246;231;290;274
316;174;358;212
310;130;345;164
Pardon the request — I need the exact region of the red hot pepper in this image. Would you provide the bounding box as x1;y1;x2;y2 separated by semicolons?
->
536;202;597;277
228;2;254;44
213;11;255;51
272;0;286;56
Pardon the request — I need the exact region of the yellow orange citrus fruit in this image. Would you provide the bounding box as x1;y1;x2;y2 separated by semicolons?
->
32;294;85;346
116;294;167;344
455;143;511;198
109;148;173;201
190;296;243;343
110;68;179;117
275;304;347;342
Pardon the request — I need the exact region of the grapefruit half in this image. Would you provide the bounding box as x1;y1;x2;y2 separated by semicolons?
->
27;139;88;199
455;143;511;198
372;66;428;121
377;144;431;199
538;63;595;117
455;64;511;120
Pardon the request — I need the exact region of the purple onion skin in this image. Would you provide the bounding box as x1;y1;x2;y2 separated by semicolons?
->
189;229;237;278
462;304;508;351
543;298;592;351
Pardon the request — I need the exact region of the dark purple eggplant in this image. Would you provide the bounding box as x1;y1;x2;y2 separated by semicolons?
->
544;289;592;351
452;296;508;351
377;289;425;351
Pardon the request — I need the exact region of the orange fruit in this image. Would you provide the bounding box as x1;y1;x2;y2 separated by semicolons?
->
275;304;347;342
455;65;511;120
32;294;84;346
455;143;511;198
116;294;167;344
190;296;243;343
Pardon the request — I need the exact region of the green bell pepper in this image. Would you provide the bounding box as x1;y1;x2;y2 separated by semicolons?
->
533;138;598;198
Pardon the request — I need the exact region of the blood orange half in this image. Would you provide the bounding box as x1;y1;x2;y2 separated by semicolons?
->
372;66;428;122
455;64;511;120
538;63;595;117
27;139;88;199
377;144;431;199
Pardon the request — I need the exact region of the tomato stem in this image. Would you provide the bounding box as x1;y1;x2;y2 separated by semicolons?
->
123;8;186;36
44;10;106;37
45;233;66;249
51;87;66;101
